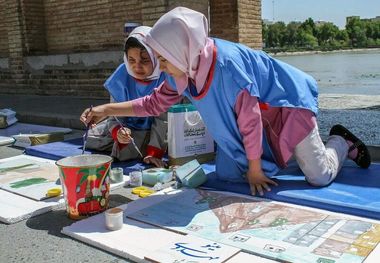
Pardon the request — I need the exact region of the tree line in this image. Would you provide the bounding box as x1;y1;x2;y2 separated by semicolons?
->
262;17;380;52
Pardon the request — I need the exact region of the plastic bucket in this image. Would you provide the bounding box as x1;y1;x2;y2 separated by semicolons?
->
56;154;113;220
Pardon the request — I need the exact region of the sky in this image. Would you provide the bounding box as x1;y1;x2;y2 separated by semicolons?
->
262;0;380;28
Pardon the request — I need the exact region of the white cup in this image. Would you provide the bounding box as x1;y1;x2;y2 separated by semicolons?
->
129;171;143;187
105;207;123;231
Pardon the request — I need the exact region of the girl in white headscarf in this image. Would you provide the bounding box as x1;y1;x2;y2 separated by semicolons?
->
82;7;370;194
86;26;167;168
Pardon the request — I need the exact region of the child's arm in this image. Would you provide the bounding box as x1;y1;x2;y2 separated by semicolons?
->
235;89;277;195
81;81;182;126
247;159;277;196
80;101;135;126
143;112;168;168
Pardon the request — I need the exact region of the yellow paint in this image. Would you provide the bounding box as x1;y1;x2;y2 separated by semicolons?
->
131;186;155;198
131;186;149;195
139;189;155;198
46;188;62;197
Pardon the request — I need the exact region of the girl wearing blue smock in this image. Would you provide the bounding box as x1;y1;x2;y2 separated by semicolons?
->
86;26;167;168
82;8;371;195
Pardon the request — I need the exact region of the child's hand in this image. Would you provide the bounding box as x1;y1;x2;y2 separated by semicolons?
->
246;168;278;196
143;156;166;168
80;105;107;128
116;127;132;144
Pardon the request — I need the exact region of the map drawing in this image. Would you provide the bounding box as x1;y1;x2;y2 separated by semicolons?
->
128;189;380;263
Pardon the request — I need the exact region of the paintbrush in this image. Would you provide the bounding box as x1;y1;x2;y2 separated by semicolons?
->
82;105;93;155
114;116;143;158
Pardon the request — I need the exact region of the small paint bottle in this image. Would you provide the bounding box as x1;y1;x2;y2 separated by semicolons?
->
110;167;124;183
105;207;123;231
129;170;143;187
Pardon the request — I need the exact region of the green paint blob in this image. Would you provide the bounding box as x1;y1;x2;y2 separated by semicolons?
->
10;178;48;188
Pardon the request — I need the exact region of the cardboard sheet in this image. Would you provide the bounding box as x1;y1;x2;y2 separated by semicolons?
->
0;155;130;224
62;188;273;263
0;155;61;201
0;136;15;146
62;188;380;263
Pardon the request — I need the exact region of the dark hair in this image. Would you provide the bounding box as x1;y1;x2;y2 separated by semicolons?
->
124;37;146;53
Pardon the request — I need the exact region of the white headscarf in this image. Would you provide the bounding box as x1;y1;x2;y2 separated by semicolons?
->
145;7;209;94
124;26;161;81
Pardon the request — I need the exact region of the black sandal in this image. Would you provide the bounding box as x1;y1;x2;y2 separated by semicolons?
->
329;124;371;169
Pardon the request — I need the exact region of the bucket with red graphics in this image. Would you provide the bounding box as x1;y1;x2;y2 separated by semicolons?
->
56;154;113;220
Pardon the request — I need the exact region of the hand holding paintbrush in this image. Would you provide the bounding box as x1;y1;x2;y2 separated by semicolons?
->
80;105;108;128
82;105;93;154
114;117;143;158
114;117;166;167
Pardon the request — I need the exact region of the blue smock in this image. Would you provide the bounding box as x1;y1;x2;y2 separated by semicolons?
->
167;38;318;182
104;64;166;130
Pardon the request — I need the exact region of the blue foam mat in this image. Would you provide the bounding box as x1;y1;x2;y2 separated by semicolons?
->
25;138;91;160
201;161;380;220
25;139;380;220
0;123;72;136
25;138;152;172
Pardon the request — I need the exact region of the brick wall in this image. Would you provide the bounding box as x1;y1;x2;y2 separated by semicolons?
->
238;0;262;49
44;0;141;53
141;0;168;26
0;0;262;98
168;0;208;19
141;0;208;26
0;0;8;57
210;0;262;49
210;0;239;42
22;0;47;54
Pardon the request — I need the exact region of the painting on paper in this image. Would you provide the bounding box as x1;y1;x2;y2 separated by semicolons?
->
0;155;60;201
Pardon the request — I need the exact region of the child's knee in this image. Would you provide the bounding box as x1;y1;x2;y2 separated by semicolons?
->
305;170;333;187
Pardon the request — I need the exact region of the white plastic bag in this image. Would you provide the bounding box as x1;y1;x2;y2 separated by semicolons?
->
168;104;214;162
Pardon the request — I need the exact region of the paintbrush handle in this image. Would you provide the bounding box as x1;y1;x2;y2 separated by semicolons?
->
82;105;93;154
130;137;144;158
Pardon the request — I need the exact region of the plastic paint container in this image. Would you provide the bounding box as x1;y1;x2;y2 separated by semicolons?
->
142;168;172;186
105;207;123;231
110;167;124;183
129;171;143;187
56;154;112;220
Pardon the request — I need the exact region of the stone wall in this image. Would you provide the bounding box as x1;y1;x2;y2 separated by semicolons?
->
0;0;262;98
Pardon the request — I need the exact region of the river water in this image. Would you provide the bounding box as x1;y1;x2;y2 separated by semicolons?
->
275;49;380;95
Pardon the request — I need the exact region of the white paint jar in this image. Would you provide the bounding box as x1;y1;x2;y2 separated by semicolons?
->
105;207;123;231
